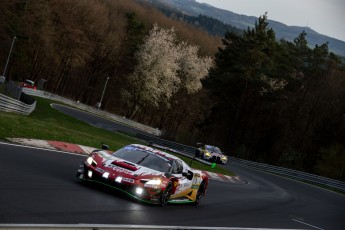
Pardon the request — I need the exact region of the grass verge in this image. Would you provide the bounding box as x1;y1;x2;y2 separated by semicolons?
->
0;97;140;150
0;97;235;176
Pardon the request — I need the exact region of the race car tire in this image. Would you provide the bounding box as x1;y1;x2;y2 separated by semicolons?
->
193;180;205;206
211;156;217;162
160;181;172;206
76;163;86;179
195;149;201;158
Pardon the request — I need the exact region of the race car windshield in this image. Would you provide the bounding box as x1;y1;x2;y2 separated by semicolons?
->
205;145;221;154
25;80;34;86
139;154;172;172
112;146;172;172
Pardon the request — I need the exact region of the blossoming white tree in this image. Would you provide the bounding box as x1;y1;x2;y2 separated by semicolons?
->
178;41;213;94
122;24;212;118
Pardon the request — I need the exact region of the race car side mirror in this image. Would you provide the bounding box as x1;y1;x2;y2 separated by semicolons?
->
164;172;174;178
102;144;109;150
182;171;193;180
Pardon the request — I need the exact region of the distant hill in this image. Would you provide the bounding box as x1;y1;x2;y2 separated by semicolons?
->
146;0;345;57
158;7;242;36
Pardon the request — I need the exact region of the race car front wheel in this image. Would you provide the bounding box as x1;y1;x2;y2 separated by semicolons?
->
160;182;172;206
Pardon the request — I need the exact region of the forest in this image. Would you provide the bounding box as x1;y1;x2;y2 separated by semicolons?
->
1;0;344;181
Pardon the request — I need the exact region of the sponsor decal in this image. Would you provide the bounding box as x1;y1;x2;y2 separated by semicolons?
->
145;184;160;189
194;173;201;178
123;146;137;151
95;167;104;173
151;198;160;202
136;168;163;176
105;164;132;174
170;198;190;202
181;183;190;188
191;184;199;189
175;181;192;193
123;178;134;183
192;176;200;184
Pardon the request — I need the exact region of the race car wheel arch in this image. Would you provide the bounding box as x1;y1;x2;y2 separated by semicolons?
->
171;178;179;194
193;180;206;206
160;181;172;206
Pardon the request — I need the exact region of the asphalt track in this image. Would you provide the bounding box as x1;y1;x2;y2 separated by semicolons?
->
51;103;153;137
1;105;344;229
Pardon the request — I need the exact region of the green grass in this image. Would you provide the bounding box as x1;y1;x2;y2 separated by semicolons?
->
0;97;235;176
183;157;235;176
0;97;140;150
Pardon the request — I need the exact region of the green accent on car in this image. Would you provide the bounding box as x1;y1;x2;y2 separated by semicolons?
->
79;177;194;205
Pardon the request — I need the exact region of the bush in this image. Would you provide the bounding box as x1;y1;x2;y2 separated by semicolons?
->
316;144;345;181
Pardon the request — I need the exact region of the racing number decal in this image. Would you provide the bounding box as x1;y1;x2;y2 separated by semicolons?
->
192;175;198;185
192;173;201;188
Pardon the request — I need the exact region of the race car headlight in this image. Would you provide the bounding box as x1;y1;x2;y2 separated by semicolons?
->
87;157;93;165
221;156;227;160
145;179;162;185
136;187;143;195
86;157;97;166
115;176;123;183
102;172;109;179
87;170;93;178
205;152;211;157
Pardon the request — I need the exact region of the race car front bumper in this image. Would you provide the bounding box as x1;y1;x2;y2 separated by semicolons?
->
76;163;164;204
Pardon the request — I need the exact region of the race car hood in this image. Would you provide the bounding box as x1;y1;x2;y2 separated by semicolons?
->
92;150;166;178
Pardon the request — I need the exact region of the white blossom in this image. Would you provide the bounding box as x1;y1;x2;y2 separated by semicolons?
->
129;24;181;106
124;24;212;109
178;42;213;94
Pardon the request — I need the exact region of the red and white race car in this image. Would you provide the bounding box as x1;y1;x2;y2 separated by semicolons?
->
76;144;208;206
20;79;36;90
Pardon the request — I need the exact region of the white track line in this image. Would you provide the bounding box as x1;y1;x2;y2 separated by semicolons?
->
0;223;302;230
292;219;324;230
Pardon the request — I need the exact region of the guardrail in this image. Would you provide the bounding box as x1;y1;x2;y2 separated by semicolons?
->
22;88;162;136
228;157;345;192
0;93;36;115
136;133;196;155
136;133;345;192
150;143;212;166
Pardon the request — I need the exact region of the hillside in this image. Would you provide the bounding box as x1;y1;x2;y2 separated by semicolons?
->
146;0;345;57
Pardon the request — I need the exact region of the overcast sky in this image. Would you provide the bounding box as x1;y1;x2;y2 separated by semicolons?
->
195;0;345;42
